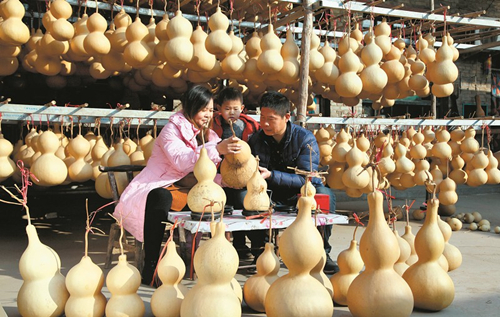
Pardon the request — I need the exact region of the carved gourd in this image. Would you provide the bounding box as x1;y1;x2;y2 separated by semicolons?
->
486;150;500;184
67;135;93;183
342;142;370;189
106;254;144;317
30;130;68;186
278;29;300;85
360;32;387;94
187;147;226;215
467;149;489;187
205;6;232;59
331;128;351;163
330;239;363;306
0;133;16;182
65;255;106;317
431;127;452;160
243;158;270;212
347;190;414;316
335;47;363;98
314;39;338;86
403;198;455;311
151;241;188;317
438;216;462;272
180;221;241;316
265;184;334;317
17;224;69;317
257;24;283;74
243;243;280;312
438;177;458;205
124;17;153;68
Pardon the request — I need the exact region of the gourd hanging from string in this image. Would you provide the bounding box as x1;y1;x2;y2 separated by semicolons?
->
309;32;325;72
154;13;169;61
109;8;132;53
124;3;153;68
0;120;16;183
279;28;300;85
360;31;387;95
257;6;283;75
0;0;30;45
30;129;68;186
164;5;194;68
315;38;338;86
335;25;363;98
83;3;111;57
205;5;232;59
49;0;74;42
244;31;266;82
69;13;91;59
374;18;391;55
222;28;246;77
189;20;216;72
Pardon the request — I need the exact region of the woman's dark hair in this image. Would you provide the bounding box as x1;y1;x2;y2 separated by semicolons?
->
215;87;243;107
259;91;290;117
181;85;214;143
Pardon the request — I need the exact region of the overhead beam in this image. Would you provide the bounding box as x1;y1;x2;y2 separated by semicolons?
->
459;40;500;54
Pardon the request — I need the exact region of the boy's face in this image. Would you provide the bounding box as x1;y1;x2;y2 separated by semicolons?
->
218;100;244;123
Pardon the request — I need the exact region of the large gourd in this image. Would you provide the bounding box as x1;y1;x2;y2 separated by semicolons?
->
265;180;334;317
105;254;145;317
151;240;188;317
164;10;193;68
347;188;414;316
243;242;280;312
17;224;69;317
124;17;153;68
180;221;241;317
403;196;455;311
189;25;216;72
257;24;283;75
205;6;232;59
187;146;226;217
67;134;93;183
30;130;68;186
335;47;363;98
49;0;74;42
83;11;111;56
278;29;300;85
360;32;387;94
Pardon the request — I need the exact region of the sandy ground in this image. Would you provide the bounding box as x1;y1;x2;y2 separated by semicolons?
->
1;185;499;316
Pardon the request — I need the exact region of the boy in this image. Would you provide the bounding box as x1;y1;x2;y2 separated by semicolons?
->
213;87;262;260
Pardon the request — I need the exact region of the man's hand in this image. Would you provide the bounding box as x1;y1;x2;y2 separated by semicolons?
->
259;166;272;180
216;137;242;155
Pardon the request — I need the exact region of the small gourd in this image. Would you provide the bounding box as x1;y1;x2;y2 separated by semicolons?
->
393;226;411;276
205;6;232;59
409;59;429;92
438;177;458;205
67;134;93;183
486;150;500;184
410;128;427;160
107;142;131;195
467;149;489;187
326;161;347;190
403;197;455;311
309;32;324;71
30;130;68;186
330;237;363;306
257;24;283;74
417;34;435;65
335;48;363;98
69;14;90;58
243;243;280;312
460;127;479;154
314;40;338;86
413;159;432;186
221;31;246;77
150;240;188;317
331;128;351;163
381;46;405;84
402;223;418;266
378;142;396;176
449;155;468;185
395;143;415;174
243;32;265;82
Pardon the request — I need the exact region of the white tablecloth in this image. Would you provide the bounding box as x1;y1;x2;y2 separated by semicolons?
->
167;210;349;234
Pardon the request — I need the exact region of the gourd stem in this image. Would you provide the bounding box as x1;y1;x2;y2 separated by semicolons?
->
229;119;236;138
119;224;124;256
85;199;90;258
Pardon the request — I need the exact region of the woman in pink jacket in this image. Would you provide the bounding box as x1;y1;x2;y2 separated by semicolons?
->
114;85;241;285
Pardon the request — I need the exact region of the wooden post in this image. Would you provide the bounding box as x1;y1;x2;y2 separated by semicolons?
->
297;0;313;127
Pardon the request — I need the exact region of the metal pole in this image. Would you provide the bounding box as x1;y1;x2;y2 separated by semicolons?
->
430;0;437;119
297;0;313;127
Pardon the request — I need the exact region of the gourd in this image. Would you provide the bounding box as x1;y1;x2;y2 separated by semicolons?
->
243;157;270;211
413;159;432;186
410;128;427;160
360;32;387;94
164;10;193;68
83;10;110;56
331;128;351;163
309;32;324;71
243;32;265;82
342;142;370;189
460;127;479;155
140;132;155;162
278;29;300;85
0;0;30;45
257;24;283;75
330;234;363;305
49;0;74;42
431;127;452;160
69;14;90;58
432;34;458;85
189;25;216;72
105;254;144;317
310;252;334;298
467;149;489;187
243;243;280;312
438;177;458;205
30;130;68;186
151;240;188;317
94;146;114;199
67;134;93;183
0;133;16;182
486;150;500;184
403;196;455;311
438;216;462;272
374;18;391;55
314;39;338;86
395;142;415;174
417;34;435;66
449;155;467;185
401;221;418;266
153;14;169;61
221;31;246;77
180;221;241;317
409;59;429;93
109;9;132;52
347;188;414;316
381;45;405;85
205;6;232;59
378;141;396;176
265;181;334;317
187;146;226;215
124;17;153;68
107;142;131;195
326;161;347;190
335;48;363;98
393;225;411;276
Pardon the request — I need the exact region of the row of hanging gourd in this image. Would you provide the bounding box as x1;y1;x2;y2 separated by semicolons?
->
0;123;156;198
314;124;500;200
1;0;458;108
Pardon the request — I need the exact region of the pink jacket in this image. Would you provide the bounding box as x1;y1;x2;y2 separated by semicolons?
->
114;111;222;242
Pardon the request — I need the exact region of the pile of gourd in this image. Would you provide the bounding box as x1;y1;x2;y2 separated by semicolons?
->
2;0;459;110
314;124;500;200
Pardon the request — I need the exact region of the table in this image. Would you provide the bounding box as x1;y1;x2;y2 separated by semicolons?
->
168;210;349;234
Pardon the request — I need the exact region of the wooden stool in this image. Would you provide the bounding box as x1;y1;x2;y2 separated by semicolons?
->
104;223;144;271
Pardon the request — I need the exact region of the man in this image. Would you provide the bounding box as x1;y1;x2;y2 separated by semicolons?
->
248;91;338;274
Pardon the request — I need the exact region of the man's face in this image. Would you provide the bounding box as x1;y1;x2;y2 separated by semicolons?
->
218;100;244;123
259;107;290;141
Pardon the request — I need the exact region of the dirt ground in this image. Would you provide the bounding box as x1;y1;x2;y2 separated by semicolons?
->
1;185;499;317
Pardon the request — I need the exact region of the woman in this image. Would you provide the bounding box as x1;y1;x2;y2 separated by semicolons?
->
114;85;241;285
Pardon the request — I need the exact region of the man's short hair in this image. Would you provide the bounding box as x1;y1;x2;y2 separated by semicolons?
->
215;87;243;106
259;91;290;117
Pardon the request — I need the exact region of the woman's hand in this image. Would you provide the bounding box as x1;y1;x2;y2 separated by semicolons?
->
216;136;242;156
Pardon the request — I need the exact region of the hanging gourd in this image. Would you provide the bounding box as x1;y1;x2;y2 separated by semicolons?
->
309;32;325;71
257;24;284;75
347;177;414;317
49;0;74;42
106;140;131;195
335;47;363;98
0;0;30;45
187;145;226;219
243;32;265;82
409;59;429;93
342;141;370;190
337;34;358;56
164;10;193;68
330;227;363;306
331;128;351;163
377;141;396;177
243;242;280;312
413;159;432;186
180;220;241;317
409;128;427;160
153;14;169;61
150;240;189;317
69;14;90;58
417;34;435;66
109;9;132;53
205;6;232;59
460;127;479;154
326;161;347;190
467;149;489;187
265;180;334;317
403;189;455;311
30;130;68;186
360;31;387;94
188;25;216;72
432;33;458;85
438;216;462;271
67;134;93;183
124;17;153;68
315;39;338;86
449;155;467;185
222;31;246;77
446;33;459;62
438;177;458;205
0;132;16;183
243;156;270;213
91;134;108;180
278;28;300;85
431;127;452;160
395;142;415;174
374;18;391;55
486;150;500;184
